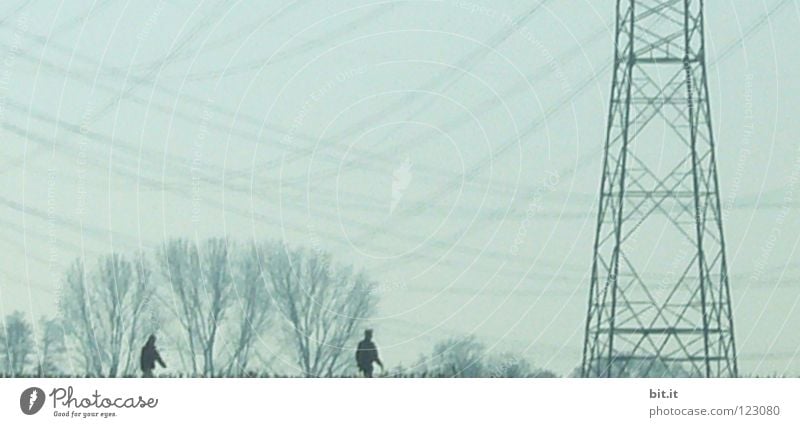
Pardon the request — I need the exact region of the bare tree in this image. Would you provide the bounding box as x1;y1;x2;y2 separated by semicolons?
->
0;311;34;376
485;352;558;378
418;337;558;378
158;238;233;377
35;317;67;377
418;335;486;377
60;260;101;375
266;245;378;377
223;243;272;376
59;253;155;377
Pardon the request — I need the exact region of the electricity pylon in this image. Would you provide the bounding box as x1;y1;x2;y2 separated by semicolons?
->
581;0;737;377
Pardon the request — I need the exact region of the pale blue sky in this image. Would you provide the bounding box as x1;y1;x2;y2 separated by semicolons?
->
1;0;799;376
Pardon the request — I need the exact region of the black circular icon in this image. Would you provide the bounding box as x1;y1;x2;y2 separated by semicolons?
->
20;387;45;415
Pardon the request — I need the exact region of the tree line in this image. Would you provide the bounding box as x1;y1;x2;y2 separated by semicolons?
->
1;238;555;377
2;239;378;377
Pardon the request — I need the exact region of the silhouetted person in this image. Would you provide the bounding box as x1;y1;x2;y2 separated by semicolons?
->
140;335;166;378
355;329;383;377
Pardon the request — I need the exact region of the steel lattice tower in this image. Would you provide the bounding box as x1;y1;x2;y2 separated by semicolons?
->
581;0;737;377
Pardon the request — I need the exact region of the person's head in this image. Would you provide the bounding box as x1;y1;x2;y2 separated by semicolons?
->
146;334;156;346
364;329;373;341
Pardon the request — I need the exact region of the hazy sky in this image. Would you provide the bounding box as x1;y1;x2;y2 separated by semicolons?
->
1;0;799;376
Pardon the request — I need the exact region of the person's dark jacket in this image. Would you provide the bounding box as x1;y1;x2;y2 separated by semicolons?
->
356;340;380;371
140;345;166;371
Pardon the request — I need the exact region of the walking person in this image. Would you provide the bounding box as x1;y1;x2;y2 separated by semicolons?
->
140;335;166;378
355;329;384;377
